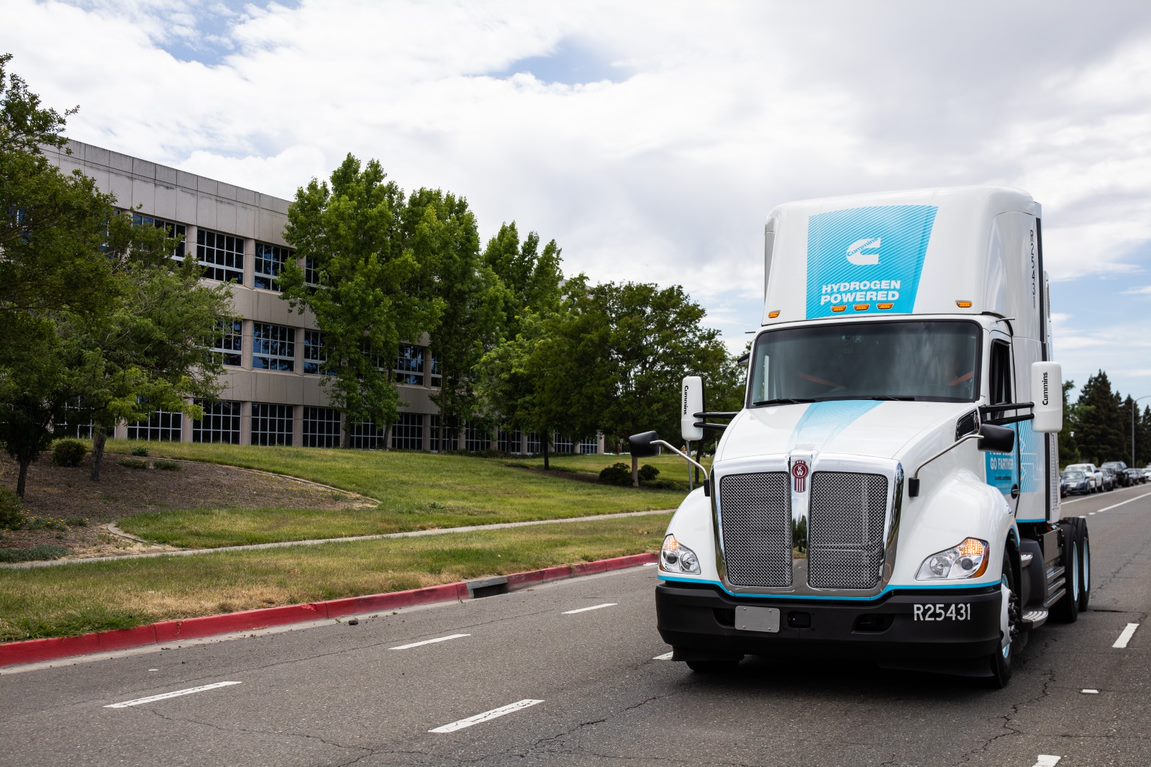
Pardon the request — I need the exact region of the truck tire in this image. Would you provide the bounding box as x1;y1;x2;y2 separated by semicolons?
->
988;552;1020;688
1052;523;1080;623
1076;519;1091;612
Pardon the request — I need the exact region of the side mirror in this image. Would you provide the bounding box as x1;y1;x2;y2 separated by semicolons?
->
628;430;661;458
978;424;1015;453
1031;361;1063;433
681;376;704;442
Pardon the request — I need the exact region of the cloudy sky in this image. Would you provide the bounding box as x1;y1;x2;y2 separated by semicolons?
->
6;0;1151;405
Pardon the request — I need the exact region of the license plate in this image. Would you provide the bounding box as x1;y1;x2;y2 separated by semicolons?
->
735;606;781;633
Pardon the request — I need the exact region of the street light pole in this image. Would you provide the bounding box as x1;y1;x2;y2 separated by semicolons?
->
1131;395;1151;467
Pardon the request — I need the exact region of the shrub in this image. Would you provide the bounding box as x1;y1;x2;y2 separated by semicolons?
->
0;487;26;531
26;516;68;532
0;545;69;563
154;460;180;471
598;462;633;486
638;464;661;483
52;439;87;467
119;458;149;470
131;447;149;457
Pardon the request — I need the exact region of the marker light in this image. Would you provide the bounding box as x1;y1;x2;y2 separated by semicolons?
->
916;538;990;580
832;306;847;313
660;535;701;575
768;310;781;319
854;304;870;312
878;303;894;310
956;300;974;309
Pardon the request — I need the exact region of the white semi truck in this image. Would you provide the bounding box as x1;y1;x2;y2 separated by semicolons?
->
631;187;1088;687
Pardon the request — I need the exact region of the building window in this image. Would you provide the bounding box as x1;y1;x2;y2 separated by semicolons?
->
54;397;94;440
251;403;293;446
525;432;541;455
193;399;241;444
303;406;341;448
463;422;489;453
196;228;244;283
252;323;295;372
392;412;423;450
254;242;291;291
132;213;186;261
360;339;389;373
127;408;183;442
303;330;326;375
553;433;574;455
578;436;599;455
430;353;442;389
212;319;243;367
348;419;387;450
429;415;456;452
497;429;522;455
304;257;321;290
395;344;425;385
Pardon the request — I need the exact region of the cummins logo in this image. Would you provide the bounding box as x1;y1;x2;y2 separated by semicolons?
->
846;237;881;266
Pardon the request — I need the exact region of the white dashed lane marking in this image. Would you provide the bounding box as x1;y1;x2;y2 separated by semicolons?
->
430;699;544;733
1114;623;1140;649
562;603;618;615
105;681;242;709
389;633;470;650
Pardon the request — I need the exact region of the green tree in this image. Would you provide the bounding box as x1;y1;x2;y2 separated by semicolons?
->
281;155;435;446
1073;371;1124;464
402;188;501;429
596;282;733;450
0;53;232;492
482;222;564;341
1059;379;1079;465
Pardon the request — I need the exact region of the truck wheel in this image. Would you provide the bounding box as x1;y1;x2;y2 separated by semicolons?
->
1076;519;1091;612
1052;524;1080;623
988;553;1020;689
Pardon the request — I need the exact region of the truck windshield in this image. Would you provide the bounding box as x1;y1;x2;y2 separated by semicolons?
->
748;320;981;406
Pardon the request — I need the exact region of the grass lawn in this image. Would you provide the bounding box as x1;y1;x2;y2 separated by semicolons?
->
0;515;670;642
505;452;712;486
109;441;686;547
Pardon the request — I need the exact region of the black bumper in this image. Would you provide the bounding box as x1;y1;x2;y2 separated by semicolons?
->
657;580;1003;663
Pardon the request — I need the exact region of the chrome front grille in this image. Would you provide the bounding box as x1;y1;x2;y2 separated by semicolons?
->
718;473;791;587
808;472;889;589
717;469;891;592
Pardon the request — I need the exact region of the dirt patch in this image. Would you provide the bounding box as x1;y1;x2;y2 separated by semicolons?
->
0;454;373;560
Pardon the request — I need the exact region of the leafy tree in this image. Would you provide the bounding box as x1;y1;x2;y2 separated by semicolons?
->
281;155;435;446
402;188;501;429
1138;405;1151;467
0;53;231;491
1073;371;1124;464
1058;379;1079;464
482;222;564;340
477;276;609;469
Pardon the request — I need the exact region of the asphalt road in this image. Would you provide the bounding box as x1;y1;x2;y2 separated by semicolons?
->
2;485;1149;767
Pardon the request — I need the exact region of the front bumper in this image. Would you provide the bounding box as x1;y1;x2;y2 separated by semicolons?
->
657;579;1002;663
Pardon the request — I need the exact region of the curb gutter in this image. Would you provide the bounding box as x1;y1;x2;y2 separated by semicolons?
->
0;553;657;669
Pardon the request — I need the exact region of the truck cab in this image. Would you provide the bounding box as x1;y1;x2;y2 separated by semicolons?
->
635;187;1089;687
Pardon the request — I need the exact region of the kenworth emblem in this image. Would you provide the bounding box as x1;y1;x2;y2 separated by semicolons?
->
791;460;810;493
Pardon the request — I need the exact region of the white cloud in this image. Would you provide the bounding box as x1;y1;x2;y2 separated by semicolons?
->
8;0;1151;396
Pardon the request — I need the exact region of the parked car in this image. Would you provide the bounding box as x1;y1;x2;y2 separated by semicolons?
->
1102;461;1131;487
1061;470;1092;496
1100;467;1119;491
1066;463;1103;493
1124;467;1146;486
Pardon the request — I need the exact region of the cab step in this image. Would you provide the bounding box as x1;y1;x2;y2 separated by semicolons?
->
1022;609;1049;629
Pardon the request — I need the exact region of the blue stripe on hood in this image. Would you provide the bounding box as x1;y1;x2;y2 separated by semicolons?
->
790;401;883;451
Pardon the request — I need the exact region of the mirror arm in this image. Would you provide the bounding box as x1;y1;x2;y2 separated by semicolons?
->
909;433;982;498
650;439;710;482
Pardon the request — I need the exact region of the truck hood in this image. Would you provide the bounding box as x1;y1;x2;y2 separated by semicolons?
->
716;400;978;464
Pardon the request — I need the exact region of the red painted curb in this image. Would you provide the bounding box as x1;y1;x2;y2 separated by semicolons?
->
0;553;656;669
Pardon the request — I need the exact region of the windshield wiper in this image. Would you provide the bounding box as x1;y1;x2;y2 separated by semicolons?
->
752;398;819;406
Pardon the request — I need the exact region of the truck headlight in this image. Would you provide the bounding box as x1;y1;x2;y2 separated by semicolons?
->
915;538;989;580
660;535;700;574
